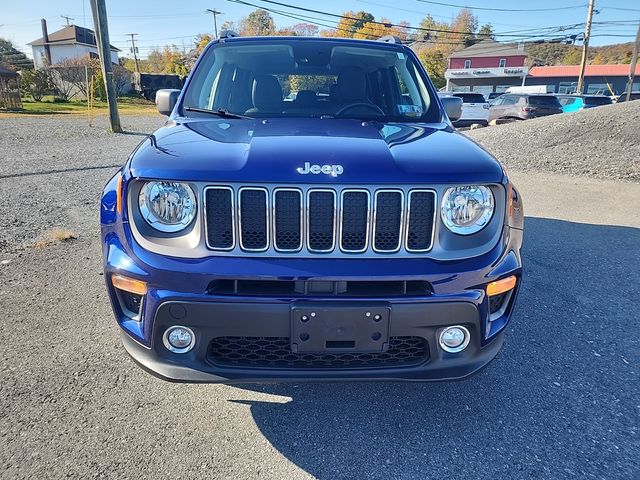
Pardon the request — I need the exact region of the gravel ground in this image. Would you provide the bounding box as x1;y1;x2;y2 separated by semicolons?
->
467;100;640;183
0;113;639;479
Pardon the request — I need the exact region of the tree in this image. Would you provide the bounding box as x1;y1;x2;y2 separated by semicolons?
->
240;9;276;36
417;49;447;89
562;48;583;65
195;34;213;55
20;68;52;101
354;18;409;41
291;23;319;37
451;8;478;47
321;11;374;38
0;38;33;71
478;23;495;40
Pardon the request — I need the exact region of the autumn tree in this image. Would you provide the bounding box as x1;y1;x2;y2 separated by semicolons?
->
477;23;495;40
321;11;374;38
354;19;409;41
450;8;478;47
240;9;276;36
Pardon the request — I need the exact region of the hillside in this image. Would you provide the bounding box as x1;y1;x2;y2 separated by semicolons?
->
524;41;635;66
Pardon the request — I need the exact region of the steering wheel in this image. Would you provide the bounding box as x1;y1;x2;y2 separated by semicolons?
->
335;102;385;117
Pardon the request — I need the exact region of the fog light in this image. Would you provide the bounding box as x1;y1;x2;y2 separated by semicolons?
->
439;325;470;353
163;326;195;354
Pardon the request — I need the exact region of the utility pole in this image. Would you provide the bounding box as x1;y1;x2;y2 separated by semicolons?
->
625;20;640;102
90;0;122;133
206;9;223;38
127;33;140;74
61;15;74;26
577;0;595;94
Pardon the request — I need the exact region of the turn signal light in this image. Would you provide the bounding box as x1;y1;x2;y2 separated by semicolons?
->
116;175;123;215
111;274;147;295
486;275;517;297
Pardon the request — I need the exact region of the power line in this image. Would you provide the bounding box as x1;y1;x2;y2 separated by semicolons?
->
225;0;589;39
414;0;588;12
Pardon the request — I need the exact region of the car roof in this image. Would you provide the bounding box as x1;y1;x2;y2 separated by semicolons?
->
219;35;409;52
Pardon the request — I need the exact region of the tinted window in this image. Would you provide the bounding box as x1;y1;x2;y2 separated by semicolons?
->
528;96;562;107
584;96;612;106
454;93;486;103
183;39;438;122
558;97;575;106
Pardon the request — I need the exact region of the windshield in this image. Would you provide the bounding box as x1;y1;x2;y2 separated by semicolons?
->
454;93;487;104
182;39;439;122
584;96;612;106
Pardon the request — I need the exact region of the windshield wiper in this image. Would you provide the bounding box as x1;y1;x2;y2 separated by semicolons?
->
183;106;251;119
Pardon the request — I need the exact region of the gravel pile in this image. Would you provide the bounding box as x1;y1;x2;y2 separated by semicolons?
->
466;100;640;183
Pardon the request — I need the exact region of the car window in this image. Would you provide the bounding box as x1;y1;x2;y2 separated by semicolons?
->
528;95;562;107
182;39;439;122
584;96;612;106
453;93;486;103
558;97;575;106
501;96;517;106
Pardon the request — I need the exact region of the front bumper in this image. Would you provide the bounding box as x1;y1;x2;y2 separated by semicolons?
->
102;221;522;383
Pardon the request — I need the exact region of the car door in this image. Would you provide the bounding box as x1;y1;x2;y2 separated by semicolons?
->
488;96;505;121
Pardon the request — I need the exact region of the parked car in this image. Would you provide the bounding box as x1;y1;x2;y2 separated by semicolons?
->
556;94;612;113
450;92;489;127
102;33;524;383
615;92;640;102
489;93;562;122
132;72;184;101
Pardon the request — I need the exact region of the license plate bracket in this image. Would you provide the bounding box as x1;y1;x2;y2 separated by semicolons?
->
291;303;390;353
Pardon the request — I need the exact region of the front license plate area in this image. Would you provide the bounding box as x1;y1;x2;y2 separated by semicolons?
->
291;303;390;353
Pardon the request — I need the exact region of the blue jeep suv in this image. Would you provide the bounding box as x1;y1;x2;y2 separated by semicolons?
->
101;34;524;382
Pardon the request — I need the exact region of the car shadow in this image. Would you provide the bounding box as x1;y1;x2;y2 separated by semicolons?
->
224;217;640;479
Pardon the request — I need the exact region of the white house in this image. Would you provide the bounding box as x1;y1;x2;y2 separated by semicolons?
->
29;24;120;69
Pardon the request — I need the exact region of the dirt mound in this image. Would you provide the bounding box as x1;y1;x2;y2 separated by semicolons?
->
466;100;640;183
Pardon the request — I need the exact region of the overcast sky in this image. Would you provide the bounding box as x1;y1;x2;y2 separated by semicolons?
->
2;0;638;58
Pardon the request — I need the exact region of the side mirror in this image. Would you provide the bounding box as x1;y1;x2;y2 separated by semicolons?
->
440;96;462;122
155;89;181;116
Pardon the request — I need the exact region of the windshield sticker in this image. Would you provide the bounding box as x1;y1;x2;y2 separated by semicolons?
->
397;104;423;116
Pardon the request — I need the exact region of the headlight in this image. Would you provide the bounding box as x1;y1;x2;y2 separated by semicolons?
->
441;185;494;235
139;181;196;233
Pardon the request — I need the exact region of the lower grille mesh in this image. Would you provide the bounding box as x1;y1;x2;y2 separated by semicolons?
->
208;336;429;369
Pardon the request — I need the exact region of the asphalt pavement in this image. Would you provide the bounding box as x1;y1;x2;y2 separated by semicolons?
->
0;114;638;479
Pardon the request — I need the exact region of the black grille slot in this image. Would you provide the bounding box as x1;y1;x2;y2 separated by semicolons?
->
341;191;369;252
374;191;403;251
207;279;433;297
407;190;435;251
308;190;335;252
205;187;234;249
274;189;302;251
489;292;509;315
208;336;429;369
239;189;268;251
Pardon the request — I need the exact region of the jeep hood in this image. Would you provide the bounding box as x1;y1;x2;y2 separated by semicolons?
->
128;118;504;184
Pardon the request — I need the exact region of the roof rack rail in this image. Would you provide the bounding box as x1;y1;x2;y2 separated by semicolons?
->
219;30;239;39
377;35;403;44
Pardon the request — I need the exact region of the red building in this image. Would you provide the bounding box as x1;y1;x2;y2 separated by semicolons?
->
445;39;529;95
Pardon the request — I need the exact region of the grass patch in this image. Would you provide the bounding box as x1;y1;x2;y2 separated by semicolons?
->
3;97;157;116
33;228;78;249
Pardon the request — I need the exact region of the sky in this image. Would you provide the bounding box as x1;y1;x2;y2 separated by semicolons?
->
1;0;638;59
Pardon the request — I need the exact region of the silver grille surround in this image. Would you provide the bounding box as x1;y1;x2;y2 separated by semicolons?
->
203;184;437;256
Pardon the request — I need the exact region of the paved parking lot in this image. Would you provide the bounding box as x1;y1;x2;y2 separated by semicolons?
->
0;114;638;479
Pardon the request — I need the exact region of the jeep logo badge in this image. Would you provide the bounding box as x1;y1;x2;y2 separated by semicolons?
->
296;162;344;177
